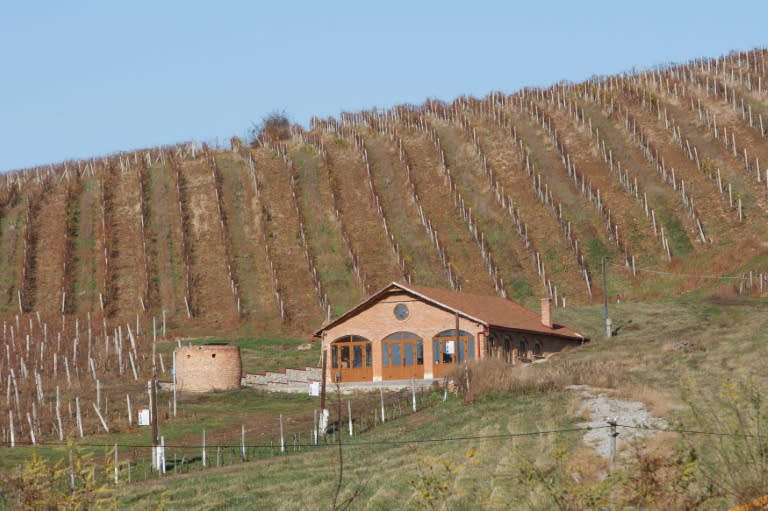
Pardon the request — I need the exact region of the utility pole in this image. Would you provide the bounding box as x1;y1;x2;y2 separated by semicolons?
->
150;328;160;472
603;257;612;339
319;346;328;434
150;380;159;469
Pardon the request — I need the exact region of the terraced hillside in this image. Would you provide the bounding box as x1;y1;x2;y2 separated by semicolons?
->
2;49;768;333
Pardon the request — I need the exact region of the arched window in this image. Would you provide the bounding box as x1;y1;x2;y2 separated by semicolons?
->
533;342;542;357
382;332;423;367
331;335;371;369
486;333;498;356
382;331;424;380
518;340;528;359
433;330;475;364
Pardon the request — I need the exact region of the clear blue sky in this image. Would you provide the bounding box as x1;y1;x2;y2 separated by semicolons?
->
1;0;766;172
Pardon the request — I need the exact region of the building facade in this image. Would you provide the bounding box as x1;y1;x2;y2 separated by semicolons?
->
314;283;588;383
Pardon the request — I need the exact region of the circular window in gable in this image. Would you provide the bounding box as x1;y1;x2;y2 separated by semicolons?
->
394;303;409;321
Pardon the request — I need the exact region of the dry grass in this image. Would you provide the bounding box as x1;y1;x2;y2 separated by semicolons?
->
451;358;631;404
613;383;679;418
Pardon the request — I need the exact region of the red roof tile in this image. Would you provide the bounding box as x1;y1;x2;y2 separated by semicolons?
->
315;282;588;342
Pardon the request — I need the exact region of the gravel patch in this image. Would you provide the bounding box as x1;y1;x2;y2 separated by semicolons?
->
567;384;668;460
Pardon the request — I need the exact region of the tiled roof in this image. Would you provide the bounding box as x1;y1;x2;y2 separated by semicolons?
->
315;282;588;341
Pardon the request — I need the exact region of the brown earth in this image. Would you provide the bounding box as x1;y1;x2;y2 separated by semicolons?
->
1;49;768;331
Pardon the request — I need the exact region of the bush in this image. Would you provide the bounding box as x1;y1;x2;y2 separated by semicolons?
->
683;378;768;506
449;357;629;403
250;112;292;145
1;443;115;510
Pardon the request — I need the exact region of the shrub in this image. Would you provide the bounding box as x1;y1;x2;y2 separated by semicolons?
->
1;443;115;510
683;378;768;506
250;112;292;145
449;357;629;403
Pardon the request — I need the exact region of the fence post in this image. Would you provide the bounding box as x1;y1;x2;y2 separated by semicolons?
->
160;436;166;474
241;424;246;461
608;418;619;509
313;409;318;445
9;410;14;448
347;400;353;436
202;429;207;467
380;387;386;423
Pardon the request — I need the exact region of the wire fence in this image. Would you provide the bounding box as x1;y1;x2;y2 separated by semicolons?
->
1;378;761;490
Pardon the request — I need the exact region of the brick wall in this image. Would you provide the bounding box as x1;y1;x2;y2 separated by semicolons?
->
175;345;242;393
486;329;581;363
321;292;485;381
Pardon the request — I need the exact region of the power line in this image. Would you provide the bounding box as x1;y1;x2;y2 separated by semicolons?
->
609;262;755;281
0;423;759;451
617;423;767;438
0;425;608;450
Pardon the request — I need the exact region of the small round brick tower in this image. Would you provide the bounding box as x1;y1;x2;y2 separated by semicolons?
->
174;344;242;393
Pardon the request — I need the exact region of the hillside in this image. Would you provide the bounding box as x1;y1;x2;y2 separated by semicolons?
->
103;296;765;509
1;49;768;335
0;293;765;508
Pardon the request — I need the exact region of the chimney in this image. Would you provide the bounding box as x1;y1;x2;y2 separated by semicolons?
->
540;298;552;328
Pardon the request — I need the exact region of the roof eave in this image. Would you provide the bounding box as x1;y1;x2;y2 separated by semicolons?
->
487;323;589;342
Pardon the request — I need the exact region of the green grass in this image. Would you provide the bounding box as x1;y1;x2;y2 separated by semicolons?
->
109;295;768;509
117;389;578;510
5;296;768;510
176;336;319;373
510;279;534;301
659;210;693;257
586;237;611;263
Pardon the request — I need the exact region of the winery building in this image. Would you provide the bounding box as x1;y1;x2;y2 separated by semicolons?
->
314;282;588;383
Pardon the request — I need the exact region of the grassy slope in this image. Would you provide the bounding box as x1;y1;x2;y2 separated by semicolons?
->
108;294;768;510
119;392;576;510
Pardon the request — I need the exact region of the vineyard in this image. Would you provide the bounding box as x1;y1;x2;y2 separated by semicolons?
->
0;48;767;447
3;50;768;327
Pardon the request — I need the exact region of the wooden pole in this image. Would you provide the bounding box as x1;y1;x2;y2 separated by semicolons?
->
380;387;386;423
320;346;327;411
241;424;246;461
172;351;177;417
159;436;165;474
8;411;14;448
150;380;159;470
56;386;64;441
152;318;157;375
603;257;612;339
26;412;36;445
347;400;353;436
202;429;207;467
76;397;84;437
93;403;109;433
313;409;318;445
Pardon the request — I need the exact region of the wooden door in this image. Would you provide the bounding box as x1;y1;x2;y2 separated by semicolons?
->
330;336;372;382
432;330;475;378
381;332;424;380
